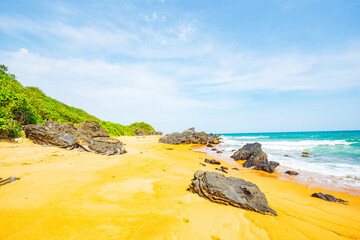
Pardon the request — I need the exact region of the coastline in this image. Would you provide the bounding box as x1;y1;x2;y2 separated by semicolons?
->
1;136;360;239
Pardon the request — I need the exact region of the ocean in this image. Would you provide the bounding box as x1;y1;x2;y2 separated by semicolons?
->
200;130;360;191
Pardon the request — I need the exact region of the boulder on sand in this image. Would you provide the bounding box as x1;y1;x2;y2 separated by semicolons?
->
159;128;221;145
311;192;348;204
231;142;279;173
24;121;126;155
188;170;277;216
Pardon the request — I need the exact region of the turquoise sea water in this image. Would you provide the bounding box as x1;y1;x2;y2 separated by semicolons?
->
208;130;360;190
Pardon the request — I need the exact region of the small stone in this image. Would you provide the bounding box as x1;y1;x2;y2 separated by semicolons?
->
285;170;299;176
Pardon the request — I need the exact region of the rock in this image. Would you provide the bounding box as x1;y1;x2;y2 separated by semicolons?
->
215;166;228;174
285;170;299;176
216;150;223;153
205;158;221;165
221;166;228;170
311;193;348;204
231;143;279;173
232;167;239;171
211;148;217;151
200;163;206;167
231;143;268;168
135;129;162;136
159;128;208;144
166;148;174;150
188;170;277;216
253;161;280;173
207;144;214;147
159;128;221;145
302;152;309;155
0;177;20;186
301;155;310;157
24;121;126;155
284;154;291;157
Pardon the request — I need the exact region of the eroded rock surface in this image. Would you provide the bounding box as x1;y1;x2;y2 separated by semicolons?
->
231;142;279;173
159;128;221;145
188;170;277;216
0;177;20;186
311;192;348;204
24;121;126;155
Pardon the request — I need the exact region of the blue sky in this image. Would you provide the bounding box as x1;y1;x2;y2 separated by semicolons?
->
0;0;359;133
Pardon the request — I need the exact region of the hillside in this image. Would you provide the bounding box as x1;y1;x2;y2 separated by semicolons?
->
0;65;157;138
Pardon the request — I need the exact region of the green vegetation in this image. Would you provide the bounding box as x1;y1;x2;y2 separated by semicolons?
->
0;65;156;139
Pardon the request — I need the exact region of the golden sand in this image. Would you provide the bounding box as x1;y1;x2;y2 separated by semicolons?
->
1;136;360;240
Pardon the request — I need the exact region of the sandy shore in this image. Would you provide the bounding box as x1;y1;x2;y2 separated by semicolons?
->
1;136;360;240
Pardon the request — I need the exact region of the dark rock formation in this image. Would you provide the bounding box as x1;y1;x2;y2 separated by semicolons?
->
232;167;239;171
200;163;206;167
301;154;310;157
207;144;214;147
302;152;309;155
285;170;299;176
159;128;221;145
284;154;291;157
215;166;228;174
188;170;277;216
205;158;221;165
0;177;20;186
311;192;348;204
231;142;279;173
231;143;268;167
216;150;223;154
253;161;279;173
135;129;162;136
24;121;126;155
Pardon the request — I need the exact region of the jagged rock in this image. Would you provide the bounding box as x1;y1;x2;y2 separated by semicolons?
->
205;158;221;165
207;144;214;147
215;166;228;174
302;152;309;155
231;143;268;167
134;129;162;136
0;177;20;186
231;143;279;173
24;121;126;155
159;128;221;145
188;170;277;216
253;161;279;173
285;170;299;176
311;192;348;204
232;167;239;171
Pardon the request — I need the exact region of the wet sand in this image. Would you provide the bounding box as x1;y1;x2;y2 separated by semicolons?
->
1;136;360;239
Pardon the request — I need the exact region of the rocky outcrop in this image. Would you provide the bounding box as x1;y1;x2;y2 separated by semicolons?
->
188;170;277;216
253;161;279;173
231;142;279;173
311;192;348;204
134;129;162;136
24;121;126;155
159;128;221;145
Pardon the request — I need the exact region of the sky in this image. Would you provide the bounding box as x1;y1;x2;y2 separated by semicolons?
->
0;0;359;134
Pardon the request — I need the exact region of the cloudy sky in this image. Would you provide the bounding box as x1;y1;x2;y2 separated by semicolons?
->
0;0;359;133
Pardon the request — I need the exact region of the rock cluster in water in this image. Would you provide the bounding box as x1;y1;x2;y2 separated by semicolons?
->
231;142;279;173
159;128;221;145
188;170;277;216
24;121;126;155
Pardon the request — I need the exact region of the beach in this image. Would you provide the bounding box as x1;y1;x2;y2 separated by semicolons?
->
1;136;360;240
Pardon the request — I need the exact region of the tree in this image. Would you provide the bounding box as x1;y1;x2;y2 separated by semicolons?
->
0;64;8;72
